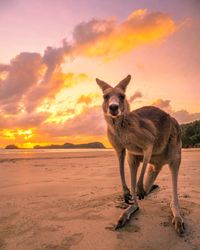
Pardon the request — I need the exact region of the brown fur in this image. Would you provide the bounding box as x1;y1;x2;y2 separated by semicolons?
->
96;75;185;236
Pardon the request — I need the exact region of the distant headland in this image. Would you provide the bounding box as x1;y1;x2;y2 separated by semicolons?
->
5;144;19;149
5;142;105;149
33;142;105;149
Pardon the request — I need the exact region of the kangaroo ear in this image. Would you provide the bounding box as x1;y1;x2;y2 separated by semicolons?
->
116;75;131;91
96;78;112;92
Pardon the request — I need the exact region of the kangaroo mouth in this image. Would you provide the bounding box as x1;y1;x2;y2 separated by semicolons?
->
109;110;119;116
107;110;121;118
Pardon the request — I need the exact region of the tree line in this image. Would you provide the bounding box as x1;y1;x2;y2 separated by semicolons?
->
181;120;200;148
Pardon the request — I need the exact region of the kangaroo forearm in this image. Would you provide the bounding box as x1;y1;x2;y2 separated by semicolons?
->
118;149;127;188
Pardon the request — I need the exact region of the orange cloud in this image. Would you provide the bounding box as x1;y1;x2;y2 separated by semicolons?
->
152;98;171;112
77;93;100;106
73;9;178;59
77;95;93;105
36;73;93;123
39;106;106;137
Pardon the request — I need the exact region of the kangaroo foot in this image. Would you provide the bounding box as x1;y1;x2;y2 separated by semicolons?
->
172;216;185;236
115;203;139;230
137;184;146;200
123;188;132;204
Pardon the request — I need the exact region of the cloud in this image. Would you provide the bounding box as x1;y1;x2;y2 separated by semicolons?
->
77;93;100;106
0;42;73;114
73;18;115;45
0;9;179;116
129;91;143;103
0;112;48;129
40;106;106;137
0;64;10;72
42;39;71;83
0;9;184;148
15;112;49;128
23;72;79;113
0;52;43;113
73;9;178;59
172;110;200;124
152;99;171;109
152;98;200;123
77;95;93;105
24;72;95;116
151;98;172;113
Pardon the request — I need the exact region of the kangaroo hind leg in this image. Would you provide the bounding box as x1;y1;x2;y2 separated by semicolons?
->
169;157;185;236
143;164;161;196
137;146;153;200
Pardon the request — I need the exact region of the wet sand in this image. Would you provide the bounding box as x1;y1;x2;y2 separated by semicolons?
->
0;149;199;250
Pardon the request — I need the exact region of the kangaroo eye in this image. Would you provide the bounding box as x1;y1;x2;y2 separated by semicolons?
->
119;94;125;100
103;94;109;100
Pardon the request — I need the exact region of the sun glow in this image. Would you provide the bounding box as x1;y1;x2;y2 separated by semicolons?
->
37;73;101;124
2;129;33;139
2;129;34;147
17;129;33;140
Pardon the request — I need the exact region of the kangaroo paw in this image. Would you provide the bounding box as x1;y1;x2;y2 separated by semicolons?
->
123;188;132;204
172;216;185;236
124;193;133;204
137;185;146;200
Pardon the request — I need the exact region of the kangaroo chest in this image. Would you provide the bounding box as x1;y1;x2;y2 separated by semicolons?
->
109;126;143;155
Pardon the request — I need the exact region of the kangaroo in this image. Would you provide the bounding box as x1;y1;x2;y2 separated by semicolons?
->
96;75;185;236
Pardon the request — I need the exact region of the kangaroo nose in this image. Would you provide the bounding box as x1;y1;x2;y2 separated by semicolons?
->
109;104;119;113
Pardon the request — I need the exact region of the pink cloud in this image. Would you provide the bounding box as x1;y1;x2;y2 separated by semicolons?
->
152;98;200;123
129;91;143;103
0;52;42;113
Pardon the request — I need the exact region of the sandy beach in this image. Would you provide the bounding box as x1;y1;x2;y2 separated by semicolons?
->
0;149;199;250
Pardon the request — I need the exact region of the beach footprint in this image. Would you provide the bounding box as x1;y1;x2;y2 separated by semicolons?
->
40;233;84;250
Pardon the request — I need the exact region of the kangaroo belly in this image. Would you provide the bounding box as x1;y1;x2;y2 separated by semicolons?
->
121;136;166;156
127;149;143;156
119;136;143;155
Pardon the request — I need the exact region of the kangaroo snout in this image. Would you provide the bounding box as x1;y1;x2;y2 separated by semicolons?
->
109;104;119;116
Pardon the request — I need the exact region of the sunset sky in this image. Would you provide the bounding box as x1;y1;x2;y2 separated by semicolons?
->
0;0;200;148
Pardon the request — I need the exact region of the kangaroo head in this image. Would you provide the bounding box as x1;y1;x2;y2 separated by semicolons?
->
96;75;131;118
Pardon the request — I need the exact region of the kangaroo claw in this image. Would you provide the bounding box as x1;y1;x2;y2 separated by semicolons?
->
172;216;185;236
123;189;132;204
